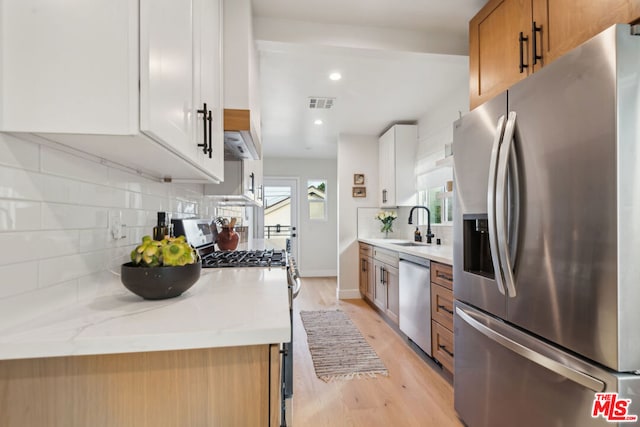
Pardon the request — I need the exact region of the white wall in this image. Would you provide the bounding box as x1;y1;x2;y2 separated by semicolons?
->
0;134;219;329
263;157;337;277
415;81;469;186
337;134;379;299
254;17;468;56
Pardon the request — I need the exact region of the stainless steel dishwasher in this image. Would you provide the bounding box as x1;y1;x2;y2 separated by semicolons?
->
399;253;431;356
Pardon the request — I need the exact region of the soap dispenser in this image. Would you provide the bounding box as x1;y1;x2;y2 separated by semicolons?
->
414;227;422;242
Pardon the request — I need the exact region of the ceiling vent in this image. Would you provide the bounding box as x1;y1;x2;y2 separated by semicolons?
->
308;97;335;109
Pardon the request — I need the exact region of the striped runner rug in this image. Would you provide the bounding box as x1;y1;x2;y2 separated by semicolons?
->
300;309;388;382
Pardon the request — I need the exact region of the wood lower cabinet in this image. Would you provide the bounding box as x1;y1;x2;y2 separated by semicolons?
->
0;344;281;427
359;243;374;301
469;0;640;109
368;247;400;325
430;261;454;374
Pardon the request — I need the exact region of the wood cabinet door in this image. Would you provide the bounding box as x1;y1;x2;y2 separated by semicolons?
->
384;265;400;325
366;256;375;301
359;255;368;296
373;260;387;311
469;0;532;109
532;0;640;69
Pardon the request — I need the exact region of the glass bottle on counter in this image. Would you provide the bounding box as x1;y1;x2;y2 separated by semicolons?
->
153;211;169;241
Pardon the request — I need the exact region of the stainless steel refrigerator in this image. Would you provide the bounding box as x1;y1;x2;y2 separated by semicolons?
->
453;24;640;427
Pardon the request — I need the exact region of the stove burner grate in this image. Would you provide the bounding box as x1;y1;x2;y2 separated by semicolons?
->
201;249;286;268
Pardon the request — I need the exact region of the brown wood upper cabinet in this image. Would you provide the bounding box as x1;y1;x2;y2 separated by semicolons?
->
469;0;640;109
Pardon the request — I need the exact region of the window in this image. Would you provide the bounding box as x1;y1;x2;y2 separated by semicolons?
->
417;186;452;225
308;179;327;220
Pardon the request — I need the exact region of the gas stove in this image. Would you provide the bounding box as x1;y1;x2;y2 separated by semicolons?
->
171;218;287;269
201;249;287;268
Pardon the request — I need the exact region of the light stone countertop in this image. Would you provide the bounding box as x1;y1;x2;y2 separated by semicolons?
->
0;266;290;361
359;238;453;265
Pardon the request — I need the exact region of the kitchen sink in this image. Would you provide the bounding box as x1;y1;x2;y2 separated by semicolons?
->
393;242;429;247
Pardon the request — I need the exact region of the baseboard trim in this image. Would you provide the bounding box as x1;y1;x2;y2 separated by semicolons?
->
300;269;337;277
337;289;362;300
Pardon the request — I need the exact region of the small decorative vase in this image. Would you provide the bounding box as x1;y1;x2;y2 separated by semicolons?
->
217;226;239;251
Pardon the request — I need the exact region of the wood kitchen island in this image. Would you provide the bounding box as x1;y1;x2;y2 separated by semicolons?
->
0;268;290;427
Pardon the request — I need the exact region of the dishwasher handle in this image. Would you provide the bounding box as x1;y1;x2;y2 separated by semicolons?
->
399;253;430;268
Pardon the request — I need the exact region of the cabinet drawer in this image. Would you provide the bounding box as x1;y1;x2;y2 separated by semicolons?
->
432;321;454;374
431;284;454;331
359;243;373;257
431;262;453;290
373;247;398;268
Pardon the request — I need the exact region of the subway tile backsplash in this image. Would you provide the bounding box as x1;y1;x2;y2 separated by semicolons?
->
357;206;453;246
0;134;228;329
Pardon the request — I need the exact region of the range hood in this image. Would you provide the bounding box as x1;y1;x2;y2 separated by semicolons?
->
204;160;263;207
224;109;261;160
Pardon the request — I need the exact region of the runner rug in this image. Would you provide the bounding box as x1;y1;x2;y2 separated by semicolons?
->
299;309;388;382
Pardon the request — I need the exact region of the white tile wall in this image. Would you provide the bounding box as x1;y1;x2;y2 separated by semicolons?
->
0;133;231;329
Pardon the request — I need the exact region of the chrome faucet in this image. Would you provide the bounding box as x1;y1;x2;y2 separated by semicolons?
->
408;206;435;244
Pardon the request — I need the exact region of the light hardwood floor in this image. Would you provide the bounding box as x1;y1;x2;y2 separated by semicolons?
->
292;277;463;427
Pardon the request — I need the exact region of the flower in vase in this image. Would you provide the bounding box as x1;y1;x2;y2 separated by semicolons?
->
376;210;397;234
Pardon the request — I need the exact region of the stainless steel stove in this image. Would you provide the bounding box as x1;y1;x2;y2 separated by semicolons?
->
172;218;287;268
172;218;298;426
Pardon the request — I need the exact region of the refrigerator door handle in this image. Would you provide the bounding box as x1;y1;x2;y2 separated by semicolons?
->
487;115;507;296
495;111;518;297
456;306;606;392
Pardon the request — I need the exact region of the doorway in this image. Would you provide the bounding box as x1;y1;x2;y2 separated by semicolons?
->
260;177;299;264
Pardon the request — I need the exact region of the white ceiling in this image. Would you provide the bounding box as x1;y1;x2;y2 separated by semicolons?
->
252;0;486;159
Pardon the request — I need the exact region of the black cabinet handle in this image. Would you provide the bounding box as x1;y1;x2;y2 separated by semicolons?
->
382;189;387;203
436;272;453;281
197;103;208;154
437;304;454;315
250;172;255;194
439;344;454;358
519;32;529;73
361;259;366;273
532;21;542;65
206;109;213;158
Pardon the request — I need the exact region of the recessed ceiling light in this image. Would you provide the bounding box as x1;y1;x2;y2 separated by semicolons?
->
314;119;323;125
329;72;342;81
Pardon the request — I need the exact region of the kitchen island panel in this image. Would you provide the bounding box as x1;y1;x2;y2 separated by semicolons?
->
0;344;277;427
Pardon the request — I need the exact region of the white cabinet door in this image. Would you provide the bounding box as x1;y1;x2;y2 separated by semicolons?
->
252;159;264;207
378;125;417;207
0;0;137;134
194;0;224;181
378;128;396;207
242;159;261;202
139;0;197;164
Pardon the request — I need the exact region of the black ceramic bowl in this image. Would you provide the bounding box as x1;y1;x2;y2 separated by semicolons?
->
120;261;202;300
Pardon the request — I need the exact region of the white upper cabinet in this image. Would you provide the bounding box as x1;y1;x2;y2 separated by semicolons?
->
140;0;196;164
193;0;224;178
0;0;223;183
222;0;262;158
378;124;418;207
203;159;262;206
